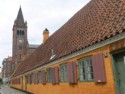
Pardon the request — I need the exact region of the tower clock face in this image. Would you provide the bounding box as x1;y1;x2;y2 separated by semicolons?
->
18;38;24;44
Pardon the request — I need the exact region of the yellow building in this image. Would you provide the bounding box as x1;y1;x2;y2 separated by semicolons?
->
11;0;125;94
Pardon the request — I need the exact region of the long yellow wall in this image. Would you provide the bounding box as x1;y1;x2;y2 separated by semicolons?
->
11;45;116;94
11;84;22;90
11;77;22;90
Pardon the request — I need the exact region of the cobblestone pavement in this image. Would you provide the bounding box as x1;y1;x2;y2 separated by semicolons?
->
0;85;27;94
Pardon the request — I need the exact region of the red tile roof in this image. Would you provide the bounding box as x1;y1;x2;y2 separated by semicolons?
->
13;0;125;77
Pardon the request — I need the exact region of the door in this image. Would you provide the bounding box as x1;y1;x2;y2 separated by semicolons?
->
113;52;125;94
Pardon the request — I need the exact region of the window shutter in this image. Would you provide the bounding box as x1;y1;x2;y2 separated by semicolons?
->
37;71;40;83
55;67;59;83
52;68;55;84
68;61;77;83
28;75;30;84
52;67;59;84
19;78;21;84
26;76;27;84
41;70;46;84
50;68;53;83
27;76;29;84
36;73;39;84
68;62;72;83
72;61;77;83
92;53;106;82
30;74;32;84
34;73;37;84
33;74;35;84
92;55;98;82
98;53;106;82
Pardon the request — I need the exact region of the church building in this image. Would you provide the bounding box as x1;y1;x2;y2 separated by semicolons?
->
12;7;40;70
10;0;125;94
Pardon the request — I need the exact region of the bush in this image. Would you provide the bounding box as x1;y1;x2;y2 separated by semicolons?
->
0;78;3;84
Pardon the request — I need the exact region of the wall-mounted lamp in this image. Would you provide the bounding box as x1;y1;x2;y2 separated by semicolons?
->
104;52;108;58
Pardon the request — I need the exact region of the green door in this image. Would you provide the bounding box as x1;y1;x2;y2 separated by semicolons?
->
113;52;125;94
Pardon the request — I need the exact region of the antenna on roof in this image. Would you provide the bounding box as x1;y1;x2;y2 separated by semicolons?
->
50;49;56;60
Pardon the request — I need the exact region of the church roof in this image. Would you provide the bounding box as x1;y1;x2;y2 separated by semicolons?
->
15;6;25;26
13;0;125;77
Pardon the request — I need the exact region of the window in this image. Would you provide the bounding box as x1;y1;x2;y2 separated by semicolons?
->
41;70;46;84
78;57;94;81
38;71;42;83
17;30;24;36
27;74;31;84
31;73;35;84
22;31;24;35
17;30;20;35
19;30;21;35
60;64;68;82
47;68;52;83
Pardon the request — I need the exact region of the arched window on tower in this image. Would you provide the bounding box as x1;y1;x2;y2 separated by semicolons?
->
22;31;24;35
20;30;24;35
17;30;25;36
17;30;20;35
19;30;22;35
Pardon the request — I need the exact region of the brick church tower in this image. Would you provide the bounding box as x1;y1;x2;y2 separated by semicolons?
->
12;7;28;68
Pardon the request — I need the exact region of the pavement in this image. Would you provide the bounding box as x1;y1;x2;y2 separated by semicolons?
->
0;85;27;94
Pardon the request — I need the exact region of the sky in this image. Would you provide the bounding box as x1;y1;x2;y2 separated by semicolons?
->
0;0;90;68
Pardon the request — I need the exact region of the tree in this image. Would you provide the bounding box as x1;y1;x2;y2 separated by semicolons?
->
0;78;3;84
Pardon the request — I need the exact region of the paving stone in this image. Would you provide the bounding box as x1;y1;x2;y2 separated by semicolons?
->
0;85;27;94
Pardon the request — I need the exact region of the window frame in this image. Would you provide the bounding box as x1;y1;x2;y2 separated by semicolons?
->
47;68;52;83
60;63;68;83
31;73;35;84
38;71;42;83
78;57;94;82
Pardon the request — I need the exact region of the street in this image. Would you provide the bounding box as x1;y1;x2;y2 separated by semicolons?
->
0;85;27;94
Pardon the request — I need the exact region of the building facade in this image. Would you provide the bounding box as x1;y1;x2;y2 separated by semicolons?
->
12;7;39;70
2;57;13;84
11;0;125;94
2;7;40;84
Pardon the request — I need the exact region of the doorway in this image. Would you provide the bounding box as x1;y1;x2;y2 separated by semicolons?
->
112;51;125;94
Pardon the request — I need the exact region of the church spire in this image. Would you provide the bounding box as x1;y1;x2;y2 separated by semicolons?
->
16;6;24;25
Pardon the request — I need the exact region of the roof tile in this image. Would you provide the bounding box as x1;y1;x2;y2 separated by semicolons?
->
13;0;125;77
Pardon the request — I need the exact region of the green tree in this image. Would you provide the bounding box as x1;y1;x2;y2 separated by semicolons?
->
0;78;3;84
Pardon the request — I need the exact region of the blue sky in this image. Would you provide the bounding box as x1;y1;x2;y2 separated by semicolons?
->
0;0;90;68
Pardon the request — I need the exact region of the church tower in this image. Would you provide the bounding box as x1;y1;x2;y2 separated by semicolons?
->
12;7;28;67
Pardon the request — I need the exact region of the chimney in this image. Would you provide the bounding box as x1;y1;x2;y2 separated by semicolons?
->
43;28;49;43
